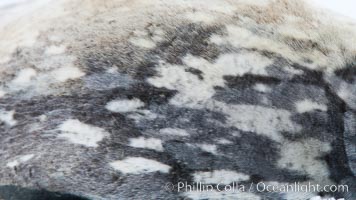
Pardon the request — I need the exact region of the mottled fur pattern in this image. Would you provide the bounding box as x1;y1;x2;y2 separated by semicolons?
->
0;0;355;199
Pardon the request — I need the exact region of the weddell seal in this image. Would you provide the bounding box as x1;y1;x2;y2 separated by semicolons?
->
0;0;355;199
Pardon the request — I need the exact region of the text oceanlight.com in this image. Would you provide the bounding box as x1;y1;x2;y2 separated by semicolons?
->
167;182;349;193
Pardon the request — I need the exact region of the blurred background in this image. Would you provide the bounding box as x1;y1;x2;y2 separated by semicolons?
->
0;0;355;30
312;0;356;19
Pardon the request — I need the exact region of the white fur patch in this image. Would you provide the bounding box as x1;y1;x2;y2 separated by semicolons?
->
211;15;356;71
129;28;164;48
241;0;270;6
150;52;299;142
0;90;5;98
11;68;37;85
278;139;331;184
295;100;327;113
337;82;356;110
0;0;55;63
197;144;218;155
283;66;304;75
129;137;163;152
127;109;158;123
51;66;85;82
130;37;156;49
253;83;272;93
0;110;17;127
159;128;190;136
6;154;34;168
106;98;144;113
185;11;216;23
39;114;47;122
211;101;301;142
45;45;66;55
211;25;314;69
215;138;233;145
58;119;109;147
109;157;171;174
149;53;272;107
193;170;249;184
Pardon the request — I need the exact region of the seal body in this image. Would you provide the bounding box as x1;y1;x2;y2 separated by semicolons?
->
0;0;355;199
